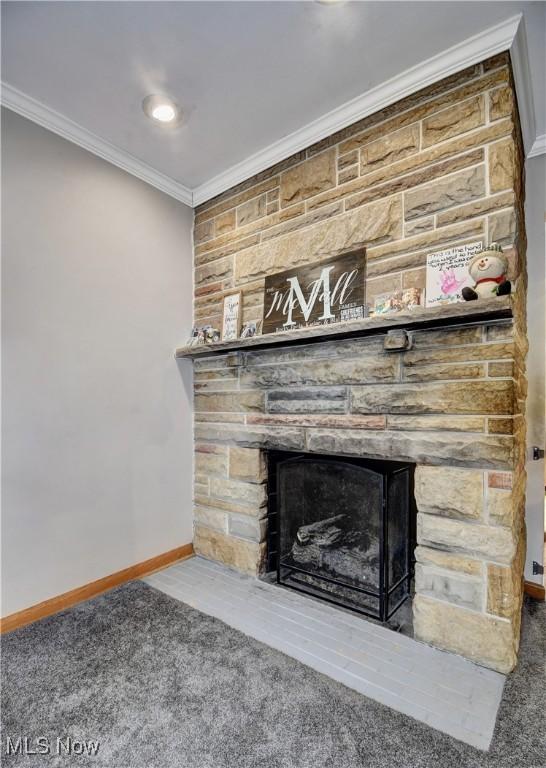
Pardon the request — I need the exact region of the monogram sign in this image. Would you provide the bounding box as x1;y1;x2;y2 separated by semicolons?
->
262;250;366;334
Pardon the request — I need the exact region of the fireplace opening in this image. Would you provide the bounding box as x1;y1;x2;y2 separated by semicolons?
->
266;451;416;622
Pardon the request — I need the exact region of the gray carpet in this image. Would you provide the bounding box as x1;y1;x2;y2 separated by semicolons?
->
1;580;544;768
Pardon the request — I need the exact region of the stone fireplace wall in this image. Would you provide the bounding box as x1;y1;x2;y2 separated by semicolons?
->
190;52;527;674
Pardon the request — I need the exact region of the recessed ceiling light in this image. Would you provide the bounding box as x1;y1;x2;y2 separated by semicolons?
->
142;94;180;125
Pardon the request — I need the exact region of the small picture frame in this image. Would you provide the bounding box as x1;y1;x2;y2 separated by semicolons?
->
240;320;262;339
222;292;242;341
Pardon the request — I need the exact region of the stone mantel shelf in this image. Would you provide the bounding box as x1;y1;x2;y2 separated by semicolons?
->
176;296;512;359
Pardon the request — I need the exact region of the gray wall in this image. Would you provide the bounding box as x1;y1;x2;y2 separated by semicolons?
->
1;109;194;616
524;153;546;584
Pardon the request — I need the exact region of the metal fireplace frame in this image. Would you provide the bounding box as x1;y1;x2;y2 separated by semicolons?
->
266;451;415;622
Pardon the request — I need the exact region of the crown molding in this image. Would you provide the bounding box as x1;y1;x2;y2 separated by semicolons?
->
0;83;194;207
527;134;546;158
192;14;524;206
2;13;538;208
509;13;536;158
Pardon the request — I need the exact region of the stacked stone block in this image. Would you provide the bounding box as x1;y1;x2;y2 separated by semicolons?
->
189;51;527;674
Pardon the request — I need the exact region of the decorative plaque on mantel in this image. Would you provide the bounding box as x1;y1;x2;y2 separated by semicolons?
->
262;249;367;334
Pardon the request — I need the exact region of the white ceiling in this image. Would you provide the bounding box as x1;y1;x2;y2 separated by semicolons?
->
2;1;545;205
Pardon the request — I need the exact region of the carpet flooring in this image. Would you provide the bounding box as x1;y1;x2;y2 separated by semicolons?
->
1;579;544;768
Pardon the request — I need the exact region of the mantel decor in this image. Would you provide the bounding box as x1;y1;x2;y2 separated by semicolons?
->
262;249;366;334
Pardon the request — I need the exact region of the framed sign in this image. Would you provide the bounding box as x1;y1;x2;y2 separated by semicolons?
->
222;292;242;340
262;250;366;334
425;242;483;307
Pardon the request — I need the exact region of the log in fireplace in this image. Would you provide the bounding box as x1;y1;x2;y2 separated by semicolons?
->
266;451;416;621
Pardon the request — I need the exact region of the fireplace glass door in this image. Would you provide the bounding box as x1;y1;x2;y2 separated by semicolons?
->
267;452;413;621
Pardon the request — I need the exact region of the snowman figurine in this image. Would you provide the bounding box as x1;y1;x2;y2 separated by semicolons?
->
462;243;511;301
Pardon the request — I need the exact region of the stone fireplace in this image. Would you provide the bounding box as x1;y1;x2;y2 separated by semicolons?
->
184;51;527;674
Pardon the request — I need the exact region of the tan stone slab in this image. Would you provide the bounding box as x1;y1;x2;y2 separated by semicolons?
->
307;120;513;216
195;233;261;267
361;124;420;173
415;563;483;610
488;209;516;245
195;256;233;288
280;149;336;207
436;190;514;227
338;149;358;169
404;218;435;236
241;355;399;388
403;362;485;382
489;138;515;193
229;446;266;483
195;176;280;225
194;423;307;452
487;486;513;526
486;323;513;342
487;563;518;619
489;86;513;122
351;380;514;415
194;506;227;533
237;195;266;227
266;201;279;216
194;391;264;413
366;218;484;264
415;465;484;520
410;324;483;348
413;594;516;673
346;150;484;214
415;545;483;576
422;95;485;148
417;513;515;563
487;417;514;435
338;68;507;154
215;209;236;236
195;203;305;260
403;341;514;366
194;219;214;245
307;120;511;214
210;476;267;508
194;494;264;518
404;165;485;221
488;361;514;378
194;524;265;576
338;166;359;185
305;427;512;468
195;412;246;424
195;449;228;477
261;201;344;243
234;196;402;281
386;414;485;432
247;413;386;429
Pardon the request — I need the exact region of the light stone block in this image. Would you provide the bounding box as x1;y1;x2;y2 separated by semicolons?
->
413;594;516;673
414;545;482;576
414;465;484;520
415;563;483;610
194;524;266;576
417;513;515;563
229;447;266;483
228;514;267;543
209;477;267;508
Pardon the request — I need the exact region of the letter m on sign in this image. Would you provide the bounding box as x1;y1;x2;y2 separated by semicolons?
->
284;267;335;328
